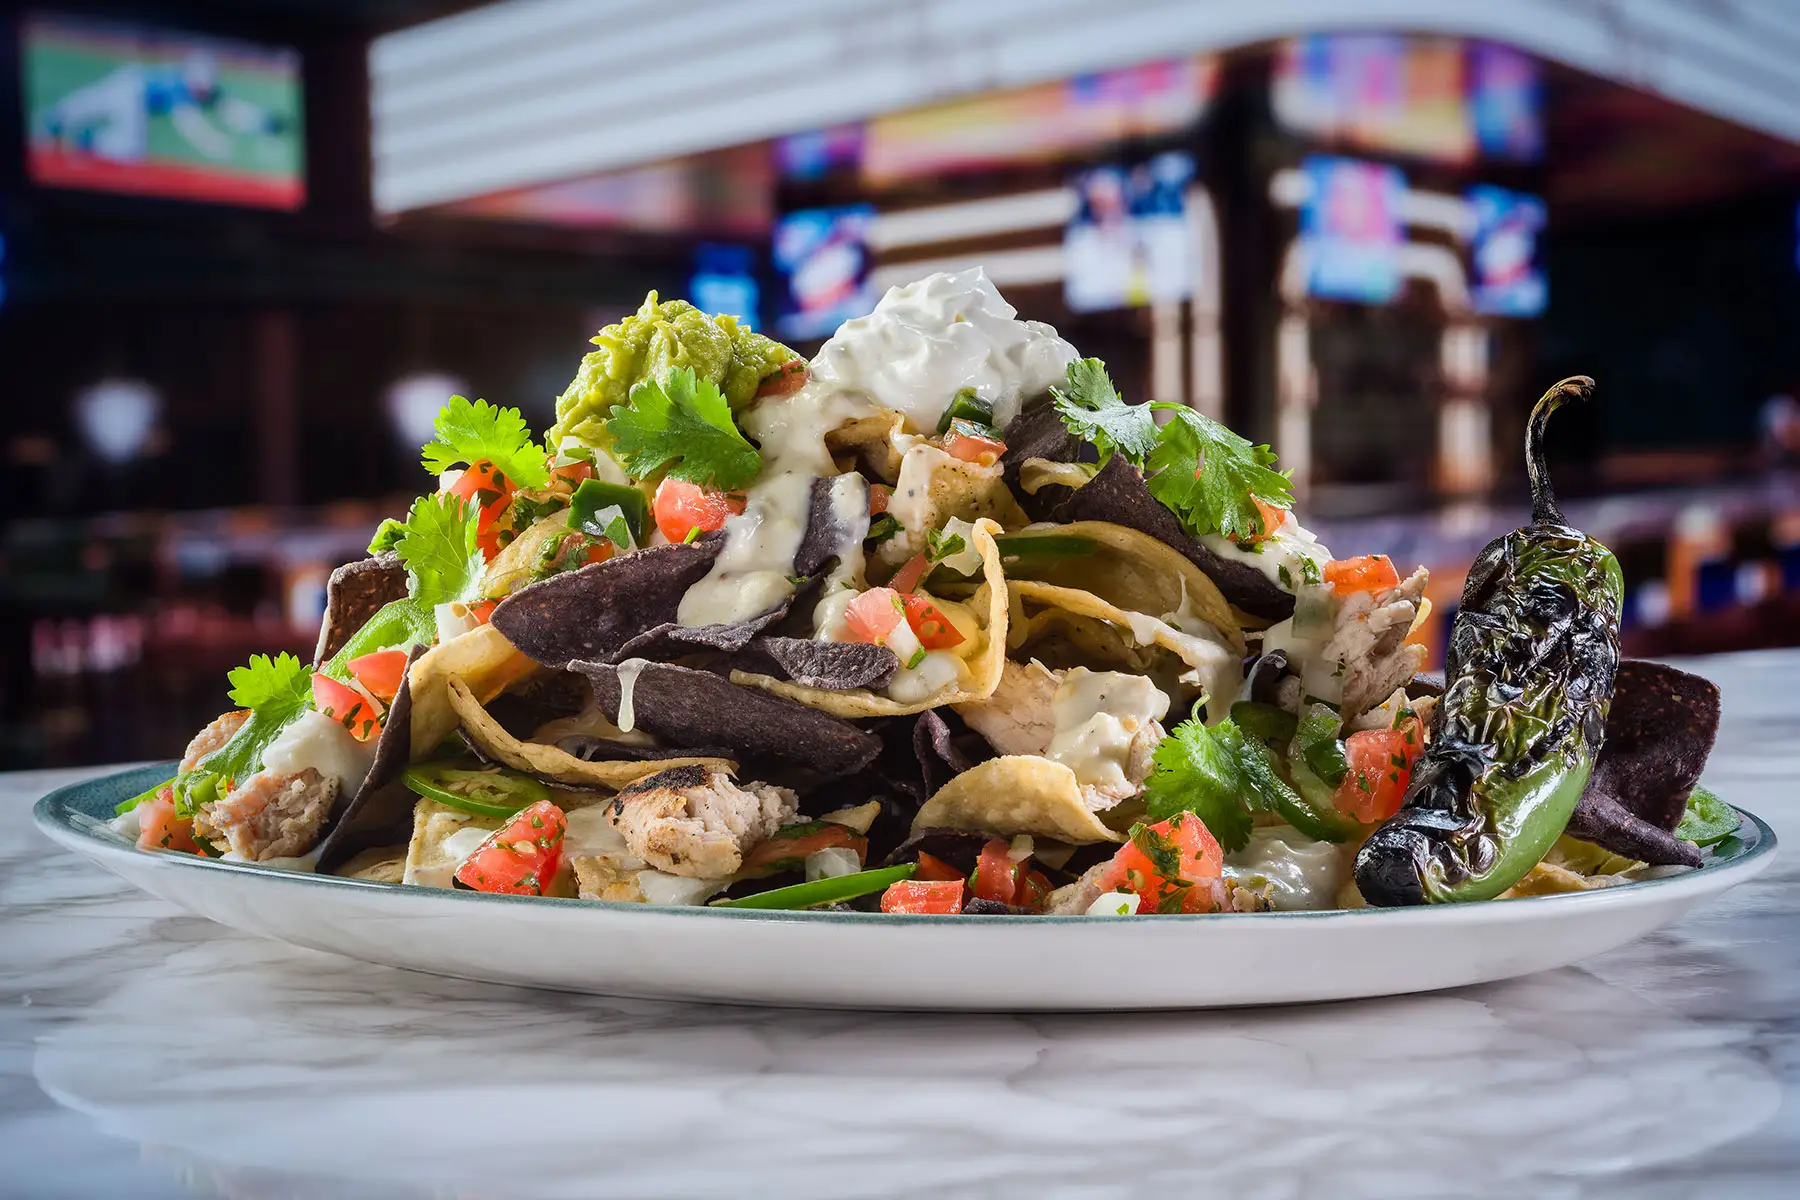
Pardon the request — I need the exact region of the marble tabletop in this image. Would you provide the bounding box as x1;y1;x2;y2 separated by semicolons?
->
2;650;1797;1200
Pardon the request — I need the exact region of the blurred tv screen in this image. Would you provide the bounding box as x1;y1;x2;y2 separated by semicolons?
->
1468;183;1547;317
1064;152;1198;312
1300;154;1406;304
773;205;876;340
432;145;772;235
859;56;1215;186
22;13;305;209
1273;34;1541;165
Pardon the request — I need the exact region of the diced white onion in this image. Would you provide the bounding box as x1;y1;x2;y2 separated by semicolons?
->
1007;834;1035;862
435;601;484;644
635;871;725;906
1085;891;1141;916
805;847;864;882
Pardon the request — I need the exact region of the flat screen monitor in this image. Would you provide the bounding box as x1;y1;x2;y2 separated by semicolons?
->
1467;184;1547;317
23;13;304;209
1300;154;1406;304
772;205;876;341
1274;34;1541;165
1064;152;1197;313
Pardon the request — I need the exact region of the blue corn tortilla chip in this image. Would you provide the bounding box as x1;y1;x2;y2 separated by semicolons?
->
794;475;868;579
491;537;721;668
605;484;859;665
1001;402;1089;504
576;660;881;776
554;735;735;764
313;554;410;666
1045;455;1294;622
733;637;899;691
315;645;424;871
1565;660;1719;866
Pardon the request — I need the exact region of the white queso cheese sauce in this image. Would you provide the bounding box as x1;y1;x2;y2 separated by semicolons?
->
1044;669;1168;793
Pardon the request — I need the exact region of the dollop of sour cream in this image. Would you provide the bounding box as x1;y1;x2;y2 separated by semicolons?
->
260;708;377;797
810;268;1077;435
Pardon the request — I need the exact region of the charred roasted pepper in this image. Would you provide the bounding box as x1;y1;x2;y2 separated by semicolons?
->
1354;378;1623;905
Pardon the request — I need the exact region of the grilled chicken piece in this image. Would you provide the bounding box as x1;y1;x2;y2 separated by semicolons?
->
603;765;798;878
955;659;1061;756
1331;567;1430;720
180;710;249;773
198;768;337;861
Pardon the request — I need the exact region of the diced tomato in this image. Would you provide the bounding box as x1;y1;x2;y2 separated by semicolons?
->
902;594;965;650
1323;554;1401;596
584;539;615;566
1333;716;1426;824
550;459;594;486
1016;869;1053;912
755;359;809;399
453;799;567;896
881;879;965;914
1233;497;1291;546
467;599;499;626
942;430;1006;466
346;649;409;703
868;484;892;515
136;786;199;854
738;822;869;877
1093;813;1224;914
842;586;905;644
653;477;745;544
914;852;965;882
311;672;378;742
889;553;929;595
972;839;1024;904
447;460;516;561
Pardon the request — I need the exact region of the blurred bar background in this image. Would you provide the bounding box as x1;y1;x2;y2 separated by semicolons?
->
5;0;1800;768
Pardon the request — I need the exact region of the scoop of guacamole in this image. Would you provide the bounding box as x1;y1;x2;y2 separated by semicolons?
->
550;292;797;449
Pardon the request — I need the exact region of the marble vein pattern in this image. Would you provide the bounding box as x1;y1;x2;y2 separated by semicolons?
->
2;649;1798;1199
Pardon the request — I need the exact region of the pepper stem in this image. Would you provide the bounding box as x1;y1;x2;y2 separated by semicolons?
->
1526;375;1593;526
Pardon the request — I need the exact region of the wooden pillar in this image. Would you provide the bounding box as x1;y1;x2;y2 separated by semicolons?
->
254;310;299;507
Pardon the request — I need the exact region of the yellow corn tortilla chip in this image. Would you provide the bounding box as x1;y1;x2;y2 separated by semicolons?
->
728;518;1010;717
876;444;1030;568
911;756;1125;845
1499;861;1622;898
446;676;736;788
1007;594;1158;673
402;798;504;889
1009;579;1240;719
332;845;407;883
825;410;908;481
408;624;537;760
1001;522;1243;655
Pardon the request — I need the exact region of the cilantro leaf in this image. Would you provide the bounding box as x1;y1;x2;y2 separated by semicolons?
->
421;396;549;490
226;651;312;711
1145;408;1294;542
604;367;762;489
926;529;966;564
1051;357;1159;465
367;518;406;555
392;493;485;608
1143;715;1255;853
182;652;315;815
